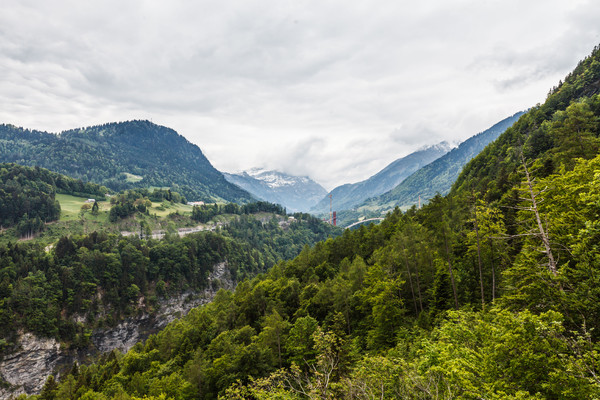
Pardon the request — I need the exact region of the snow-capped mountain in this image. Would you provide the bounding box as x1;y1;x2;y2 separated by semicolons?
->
224;169;327;212
245;168;312;188
356;110;526;213
310;141;454;215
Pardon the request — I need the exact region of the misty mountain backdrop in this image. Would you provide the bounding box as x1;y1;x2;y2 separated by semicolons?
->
224;168;327;212
310;142;453;215
354;111;526;215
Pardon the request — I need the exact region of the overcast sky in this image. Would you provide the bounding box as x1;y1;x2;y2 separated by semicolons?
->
2;1;600;189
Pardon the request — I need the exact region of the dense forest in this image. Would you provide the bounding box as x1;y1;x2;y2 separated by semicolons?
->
0;164;108;236
0;198;338;355
28;45;600;399
191;202;287;223
0;121;253;203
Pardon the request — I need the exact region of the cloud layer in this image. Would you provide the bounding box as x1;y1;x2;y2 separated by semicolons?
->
1;0;600;189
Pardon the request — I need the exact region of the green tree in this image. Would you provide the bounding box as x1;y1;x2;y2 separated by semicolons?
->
259;310;291;367
91;200;99;215
552;101;599;167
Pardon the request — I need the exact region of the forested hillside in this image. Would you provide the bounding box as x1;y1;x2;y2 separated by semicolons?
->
0;209;336;351
0;163;108;236
0;120;252;203
31;44;600;399
0;162;340;396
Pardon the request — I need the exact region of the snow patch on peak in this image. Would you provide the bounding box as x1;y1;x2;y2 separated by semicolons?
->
419;140;457;153
246;167;267;177
243;169;309;188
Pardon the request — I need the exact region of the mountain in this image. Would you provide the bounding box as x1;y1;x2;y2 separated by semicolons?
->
355;111;525;215
0;120;253;203
224;168;327;212
310;142;453;214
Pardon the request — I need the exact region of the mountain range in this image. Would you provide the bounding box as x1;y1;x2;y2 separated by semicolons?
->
0;120;252;203
354;111;526;215
310;142;454;215
3;42;600;400
224;168;327;212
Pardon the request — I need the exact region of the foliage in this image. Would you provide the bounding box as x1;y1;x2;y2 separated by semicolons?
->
191;201;286;223
0;199;337;349
108;190;154;222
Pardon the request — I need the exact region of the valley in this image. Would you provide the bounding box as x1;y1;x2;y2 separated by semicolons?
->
224;169;327;213
1;31;600;400
0;165;340;398
20;44;600;400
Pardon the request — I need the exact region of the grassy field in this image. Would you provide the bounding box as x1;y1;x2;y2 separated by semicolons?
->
56;194;194;219
150;201;193;217
123;172;143;183
54;194;196;237
55;194;110;220
0;194;210;245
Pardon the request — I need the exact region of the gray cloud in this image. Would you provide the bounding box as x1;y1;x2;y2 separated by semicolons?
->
1;0;600;189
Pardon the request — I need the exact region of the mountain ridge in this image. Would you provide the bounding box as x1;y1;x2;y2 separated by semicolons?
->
354;111;526;215
0;120;253;203
310;141;454;214
9;43;600;400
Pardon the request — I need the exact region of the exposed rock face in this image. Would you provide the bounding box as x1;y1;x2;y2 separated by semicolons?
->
92;263;231;355
0;262;234;399
0;333;61;399
92;314;153;354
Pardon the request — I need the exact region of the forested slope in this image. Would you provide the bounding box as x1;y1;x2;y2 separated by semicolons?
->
0;121;252;203
26;45;600;400
310;142;452;214
0;200;338;352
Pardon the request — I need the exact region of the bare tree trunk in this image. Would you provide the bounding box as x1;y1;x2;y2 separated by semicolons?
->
402;241;424;313
277;333;282;368
489;239;496;301
414;263;424;313
520;151;557;275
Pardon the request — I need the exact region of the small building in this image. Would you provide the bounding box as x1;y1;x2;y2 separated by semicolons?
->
187;201;205;206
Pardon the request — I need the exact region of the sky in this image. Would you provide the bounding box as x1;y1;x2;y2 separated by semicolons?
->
1;1;600;190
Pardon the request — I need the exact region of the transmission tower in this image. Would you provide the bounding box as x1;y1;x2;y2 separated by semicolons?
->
329;194;333;225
